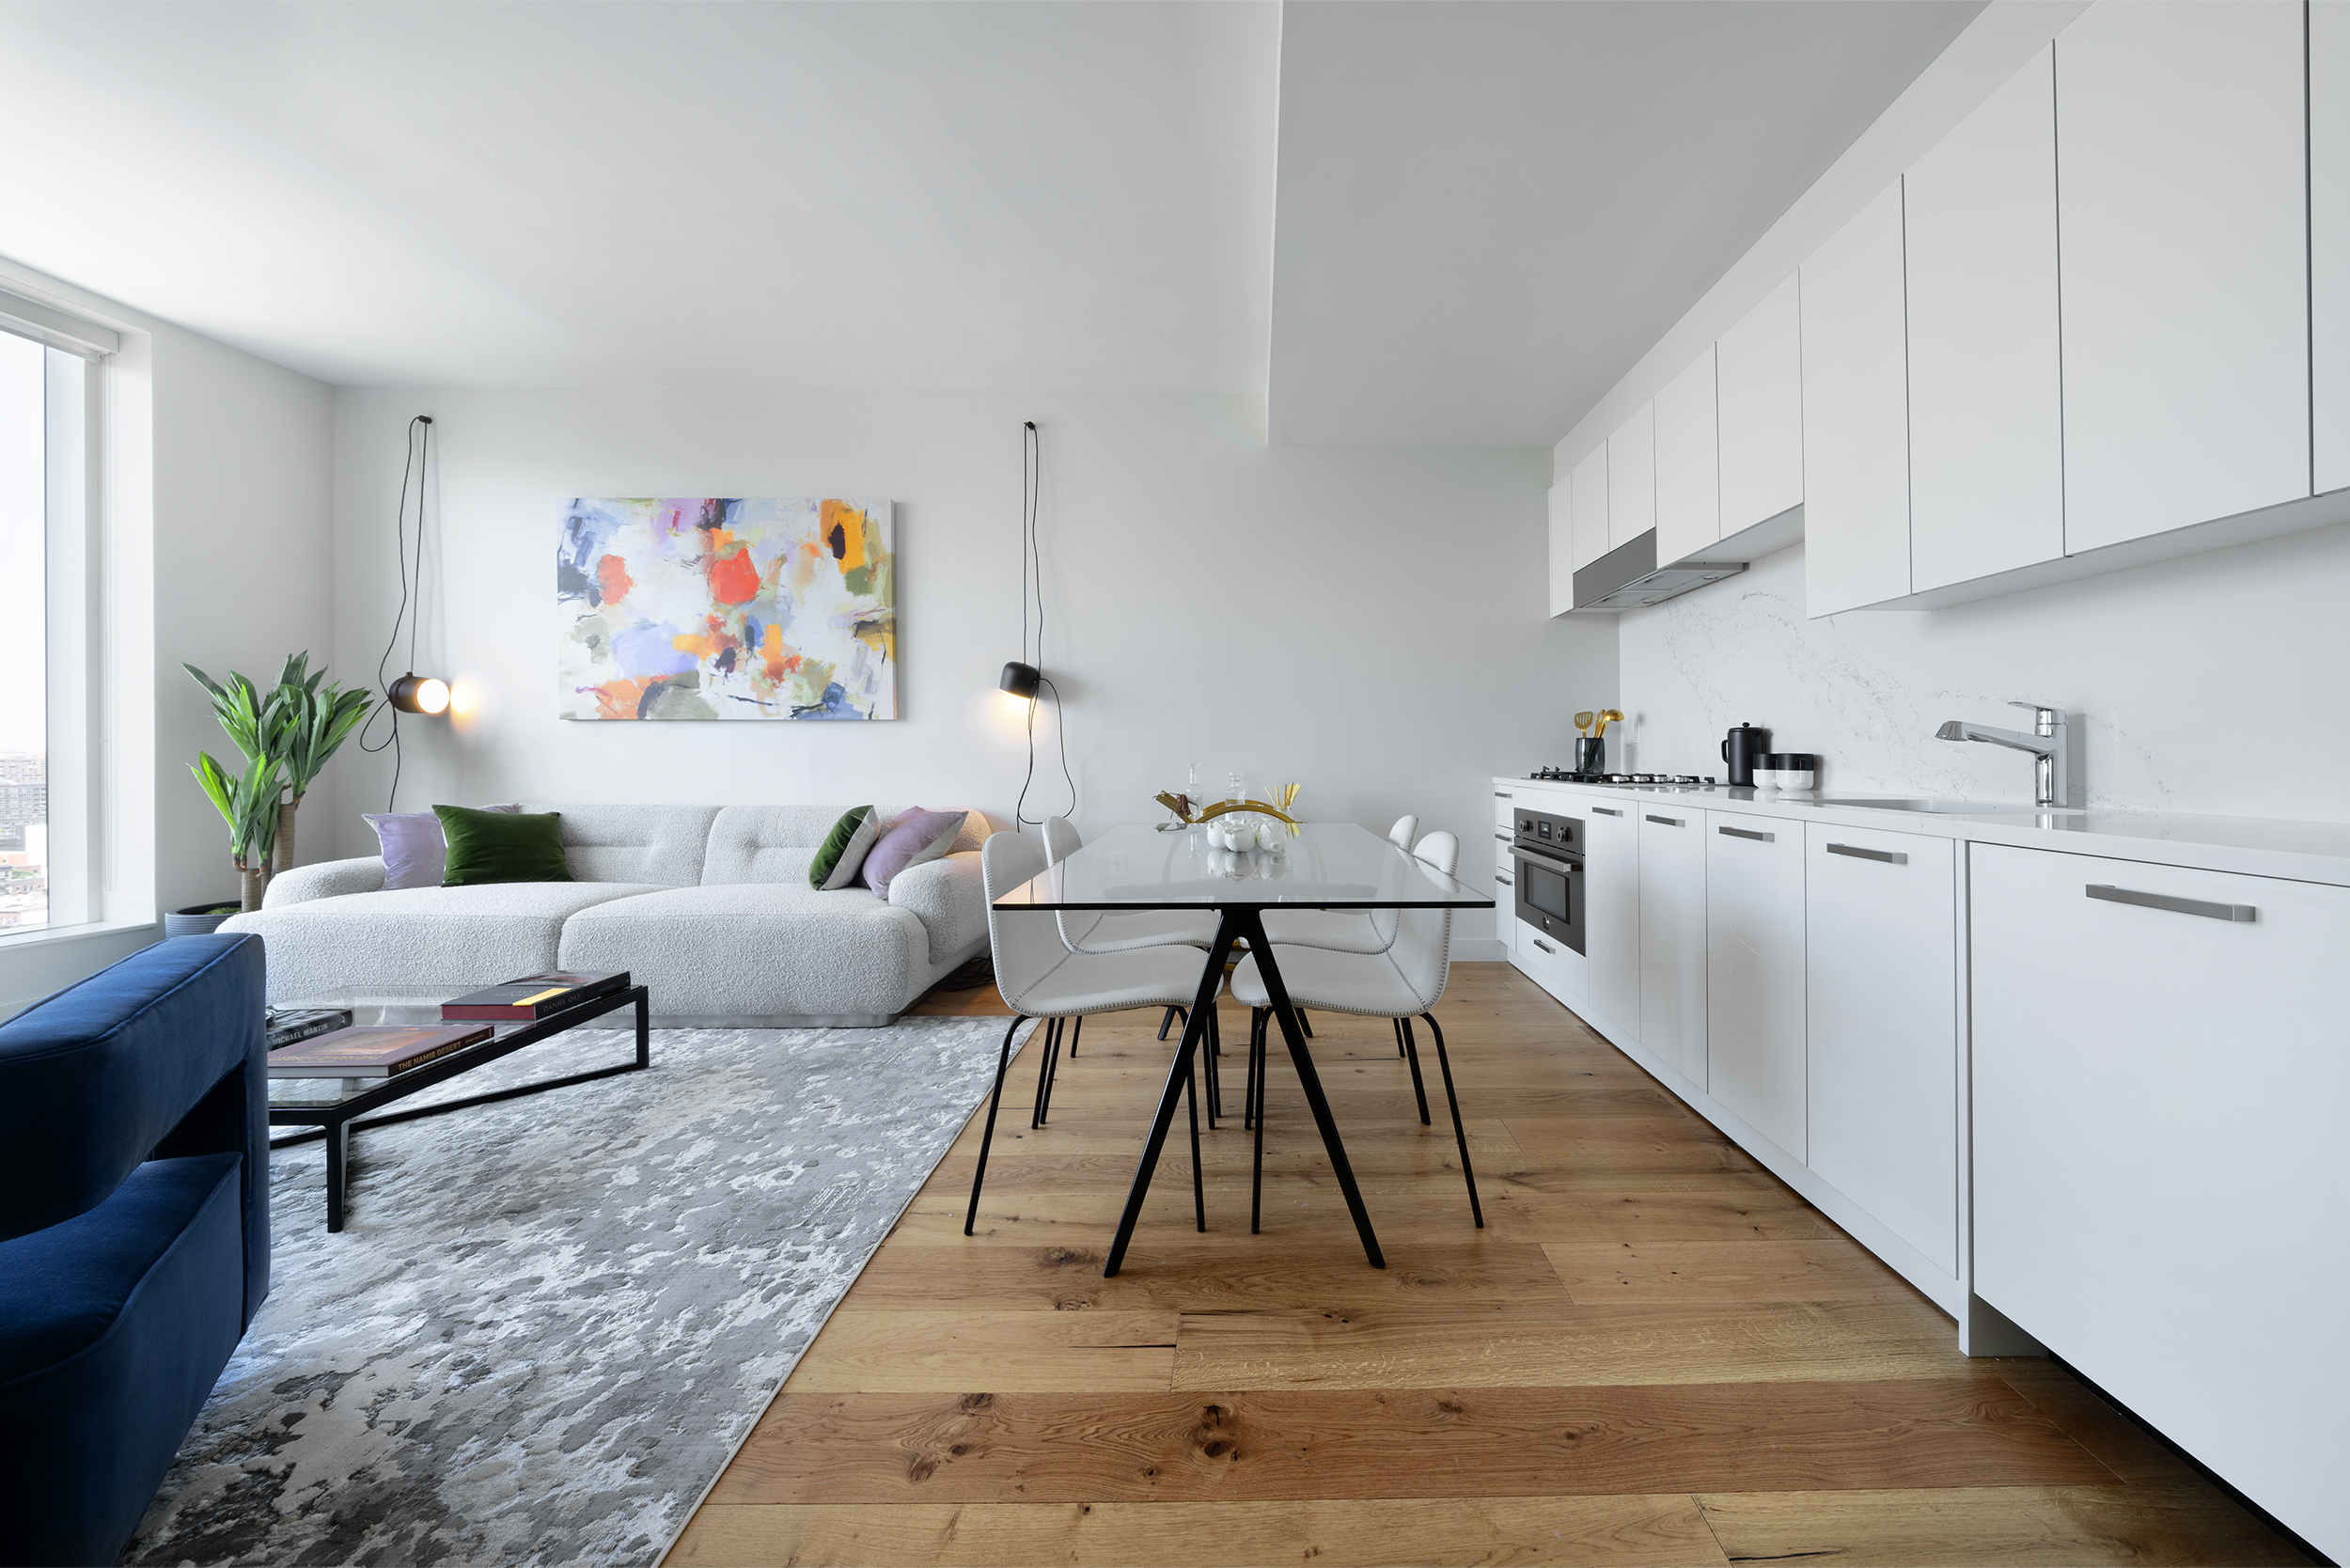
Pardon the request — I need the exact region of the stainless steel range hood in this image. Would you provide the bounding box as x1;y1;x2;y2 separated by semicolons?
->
1573;529;1745;610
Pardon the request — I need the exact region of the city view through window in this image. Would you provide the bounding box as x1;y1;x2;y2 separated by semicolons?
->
1;329;47;931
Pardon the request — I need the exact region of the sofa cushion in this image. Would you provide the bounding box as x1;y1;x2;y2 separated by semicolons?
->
364;804;519;890
0;1153;242;1385
702;804;989;885
556;883;930;1018
860;808;966;900
514;804;722;885
221;883;665;1002
809;805;881;890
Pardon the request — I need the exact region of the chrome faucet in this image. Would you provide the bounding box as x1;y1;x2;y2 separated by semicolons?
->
1936;702;2070;808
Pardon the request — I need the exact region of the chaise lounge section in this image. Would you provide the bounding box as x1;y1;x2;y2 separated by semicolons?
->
223;804;991;1026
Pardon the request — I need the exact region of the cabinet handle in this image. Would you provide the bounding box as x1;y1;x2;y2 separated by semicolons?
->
1717;825;1773;842
1592;807;1622;817
1494;791;1512;798
1531;937;1556;954
1494;830;1512;841
1826;842;1906;866
1645;814;1683;827
2086;884;2256;923
1496;874;1513;886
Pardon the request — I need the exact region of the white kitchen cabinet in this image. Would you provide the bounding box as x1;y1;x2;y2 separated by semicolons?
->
1653;348;1720;567
1904;46;2063;593
1606;403;1656;552
1716;274;1804;536
1581;800;1639;1033
1972;844;2349;1561
2056;0;2310;551
1636;805;1705;1086
2315;0;2350;496
1703;811;1805;1161
1800;180;1910;617
1569;444;1610;573
1805;823;1956;1278
1545;478;1575;617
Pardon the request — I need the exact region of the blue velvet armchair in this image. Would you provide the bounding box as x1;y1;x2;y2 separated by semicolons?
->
0;934;271;1567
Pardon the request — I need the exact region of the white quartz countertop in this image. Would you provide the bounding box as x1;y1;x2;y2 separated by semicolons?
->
1494;776;2350;887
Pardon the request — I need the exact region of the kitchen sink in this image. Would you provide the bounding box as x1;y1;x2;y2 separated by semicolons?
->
1810;796;2087;816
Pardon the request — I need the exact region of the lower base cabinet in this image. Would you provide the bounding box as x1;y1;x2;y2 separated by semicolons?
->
1637;807;1707;1086
1805;823;1957;1278
1705;811;1806;1160
1972;843;2349;1561
1584;804;1640;1030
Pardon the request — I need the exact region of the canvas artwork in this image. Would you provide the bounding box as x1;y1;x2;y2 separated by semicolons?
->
557;498;897;721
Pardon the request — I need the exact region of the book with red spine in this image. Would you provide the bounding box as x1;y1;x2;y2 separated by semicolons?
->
266;1024;494;1079
440;971;630;1022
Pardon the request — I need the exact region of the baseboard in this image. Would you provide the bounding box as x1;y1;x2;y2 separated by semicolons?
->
1450;937;1506;963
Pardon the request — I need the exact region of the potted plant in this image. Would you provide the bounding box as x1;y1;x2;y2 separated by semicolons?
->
183;654;373;914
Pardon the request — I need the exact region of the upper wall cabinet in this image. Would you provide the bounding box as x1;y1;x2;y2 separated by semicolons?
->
2316;0;2350;497
1905;46;2064;593
1716;275;1804;536
1606;403;1656;551
2057;0;2310;552
1546;478;1576;617
1569;443;1610;572
1801;180;1911;618
1654;348;1721;567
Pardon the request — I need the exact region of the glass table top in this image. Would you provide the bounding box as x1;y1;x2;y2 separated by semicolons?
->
265;989;637;1108
993;822;1494;911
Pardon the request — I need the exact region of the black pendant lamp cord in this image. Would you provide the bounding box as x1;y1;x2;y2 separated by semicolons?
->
357;415;432;810
1013;421;1075;832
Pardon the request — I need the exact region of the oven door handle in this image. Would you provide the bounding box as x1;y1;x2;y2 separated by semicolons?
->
1510;841;1583;871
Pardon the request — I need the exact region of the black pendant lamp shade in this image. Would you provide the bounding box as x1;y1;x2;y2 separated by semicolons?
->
388;672;450;715
999;661;1041;701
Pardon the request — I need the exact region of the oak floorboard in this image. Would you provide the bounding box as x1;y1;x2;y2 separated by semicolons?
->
783;1311;1179;1393
1693;1485;2314;1566
678;967;2284;1564
1543;1239;1935;1306
667;1496;1730;1568
705;1380;2115;1506
841;1241;1573;1314
1169;1300;1968;1391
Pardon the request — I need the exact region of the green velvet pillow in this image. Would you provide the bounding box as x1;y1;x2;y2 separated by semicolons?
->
809;805;880;890
434;805;572;886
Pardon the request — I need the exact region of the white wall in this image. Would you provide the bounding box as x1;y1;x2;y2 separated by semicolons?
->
329;387;1617;949
1615;527;2350;819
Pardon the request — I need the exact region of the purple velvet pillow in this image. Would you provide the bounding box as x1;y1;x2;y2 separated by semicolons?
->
365;804;520;890
858;808;967;900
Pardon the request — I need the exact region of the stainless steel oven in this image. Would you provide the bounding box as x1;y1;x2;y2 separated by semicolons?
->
1510;808;1585;955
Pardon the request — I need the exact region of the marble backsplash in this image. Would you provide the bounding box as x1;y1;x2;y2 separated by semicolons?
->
1611;523;2350;823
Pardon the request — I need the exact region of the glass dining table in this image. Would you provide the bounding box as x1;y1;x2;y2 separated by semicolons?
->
991;820;1494;1276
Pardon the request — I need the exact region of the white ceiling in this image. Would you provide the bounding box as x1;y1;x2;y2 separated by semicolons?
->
0;1;1982;446
0;1;1279;391
1268;0;1982;447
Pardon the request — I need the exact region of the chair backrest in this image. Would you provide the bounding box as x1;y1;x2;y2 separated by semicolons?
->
1388;814;1419;851
1389;830;1461;1011
981;831;1069;1014
1042;816;1083;865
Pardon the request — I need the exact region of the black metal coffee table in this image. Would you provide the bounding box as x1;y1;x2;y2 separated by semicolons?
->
267;985;650;1231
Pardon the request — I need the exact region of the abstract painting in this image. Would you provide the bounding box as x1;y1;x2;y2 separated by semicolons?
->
557;498;896;721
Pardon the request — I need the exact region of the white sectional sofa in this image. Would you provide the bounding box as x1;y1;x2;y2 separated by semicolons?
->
221;804;992;1026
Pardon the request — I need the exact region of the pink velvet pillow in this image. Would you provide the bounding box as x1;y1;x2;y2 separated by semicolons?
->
858;808;967;899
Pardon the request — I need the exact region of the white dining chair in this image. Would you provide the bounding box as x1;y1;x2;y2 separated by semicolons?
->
966;832;1215;1237
1229;828;1480;1231
1042;817;1218;1050
1256;813;1420;1055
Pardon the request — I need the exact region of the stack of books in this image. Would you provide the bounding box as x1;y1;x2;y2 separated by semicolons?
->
266;1024;493;1079
440;971;628;1020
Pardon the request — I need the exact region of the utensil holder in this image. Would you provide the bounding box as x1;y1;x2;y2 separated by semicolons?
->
1575;737;1605;774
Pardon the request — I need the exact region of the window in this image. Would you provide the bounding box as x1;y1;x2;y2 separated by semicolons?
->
0;300;97;935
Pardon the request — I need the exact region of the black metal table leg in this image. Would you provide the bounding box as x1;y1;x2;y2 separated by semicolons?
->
324;1118;350;1234
1103;912;1243;1278
1233;908;1385;1268
635;991;650;1067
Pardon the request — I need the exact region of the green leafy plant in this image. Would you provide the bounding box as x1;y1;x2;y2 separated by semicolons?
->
184;654;374;911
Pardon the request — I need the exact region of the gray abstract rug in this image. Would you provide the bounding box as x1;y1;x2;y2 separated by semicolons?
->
123;1017;1028;1568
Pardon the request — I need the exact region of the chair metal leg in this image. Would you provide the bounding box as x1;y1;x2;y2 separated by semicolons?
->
1299;1008;1313;1038
1202;1013;1222;1126
1400;1016;1432;1126
1395;1017;1407;1058
1250;1007;1268;1233
1244;1008;1264;1129
1069;1014;1082;1058
964;1014;1027;1235
1158;1005;1181;1041
1186;1049;1206;1232
1032;1016;1063;1128
1422;1011;1484;1228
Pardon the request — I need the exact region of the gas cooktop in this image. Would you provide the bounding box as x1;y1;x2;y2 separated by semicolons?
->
1526;768;1720;786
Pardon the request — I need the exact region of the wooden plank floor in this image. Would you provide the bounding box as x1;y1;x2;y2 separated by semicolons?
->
668;964;2306;1567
